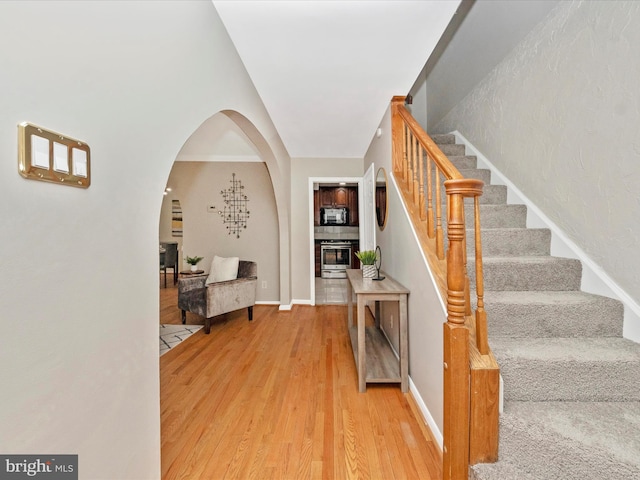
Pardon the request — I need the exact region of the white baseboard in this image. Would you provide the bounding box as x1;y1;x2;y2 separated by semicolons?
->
255;301;280;306
409;377;443;449
452;130;640;343
278;303;292;311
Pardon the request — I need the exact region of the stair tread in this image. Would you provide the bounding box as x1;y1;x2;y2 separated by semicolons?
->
504;400;640;469
484;289;617;304
490;336;640;361
472;401;640;480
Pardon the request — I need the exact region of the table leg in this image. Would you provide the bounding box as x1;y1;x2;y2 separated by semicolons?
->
357;293;366;392
347;279;353;329
399;295;409;393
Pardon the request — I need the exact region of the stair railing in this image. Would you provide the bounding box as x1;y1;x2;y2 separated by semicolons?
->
391;96;499;479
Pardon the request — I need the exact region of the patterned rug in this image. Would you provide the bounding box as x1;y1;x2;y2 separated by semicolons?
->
160;324;203;356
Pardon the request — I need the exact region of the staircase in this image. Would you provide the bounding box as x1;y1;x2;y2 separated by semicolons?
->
432;134;640;480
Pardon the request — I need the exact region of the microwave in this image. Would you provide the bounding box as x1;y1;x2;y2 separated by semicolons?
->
320;207;349;225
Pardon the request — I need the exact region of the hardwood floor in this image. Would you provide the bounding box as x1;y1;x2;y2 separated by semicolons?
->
160;277;442;479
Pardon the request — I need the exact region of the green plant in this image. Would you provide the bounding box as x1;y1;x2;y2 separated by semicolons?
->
355;250;377;265
185;255;204;266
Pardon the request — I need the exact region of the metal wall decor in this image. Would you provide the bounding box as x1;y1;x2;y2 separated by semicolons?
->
218;173;250;238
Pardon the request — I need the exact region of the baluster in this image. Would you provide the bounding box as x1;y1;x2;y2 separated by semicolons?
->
418;146;426;220
464;215;472;317
474;195;488;355
426;154;434;237
412;135;418;200
403;123;409;184
408;131;415;194
435;168;444;260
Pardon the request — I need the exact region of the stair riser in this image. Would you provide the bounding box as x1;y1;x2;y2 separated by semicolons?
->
438;143;465;156
485;298;624;338
441;205;527;229
449;155;477;170
432;134;455;144
497;359;640;401
468;229;551;257
470;258;582;291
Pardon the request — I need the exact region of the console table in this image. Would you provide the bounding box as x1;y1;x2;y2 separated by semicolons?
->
346;269;409;393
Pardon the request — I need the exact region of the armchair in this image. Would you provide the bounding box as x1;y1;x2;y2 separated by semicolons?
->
177;260;257;334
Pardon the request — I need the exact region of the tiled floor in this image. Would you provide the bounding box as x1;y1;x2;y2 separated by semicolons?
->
315;277;350;304
160;324;203;356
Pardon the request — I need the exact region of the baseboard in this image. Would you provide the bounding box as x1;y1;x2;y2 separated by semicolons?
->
452;130;640;343
409;376;443;450
255;301;280;306
278;303;292;311
291;299;313;306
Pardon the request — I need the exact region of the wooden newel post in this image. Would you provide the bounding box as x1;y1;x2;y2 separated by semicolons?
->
443;179;485;480
443;181;471;480
391;96;406;175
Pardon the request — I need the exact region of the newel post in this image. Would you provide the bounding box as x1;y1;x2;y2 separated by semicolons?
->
391;96;406;176
443;178;484;480
443;180;470;480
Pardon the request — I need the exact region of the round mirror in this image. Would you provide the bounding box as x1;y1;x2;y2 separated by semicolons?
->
375;167;388;230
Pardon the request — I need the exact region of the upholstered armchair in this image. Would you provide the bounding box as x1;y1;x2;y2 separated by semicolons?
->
177;260;257;334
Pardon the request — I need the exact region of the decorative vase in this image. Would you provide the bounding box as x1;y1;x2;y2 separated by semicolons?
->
362;264;377;279
190;264;198;272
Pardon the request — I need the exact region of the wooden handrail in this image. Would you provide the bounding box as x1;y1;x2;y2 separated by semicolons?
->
390;97;499;479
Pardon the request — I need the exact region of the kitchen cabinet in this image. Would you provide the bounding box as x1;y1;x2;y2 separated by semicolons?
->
348;188;358;225
313;190;321;225
315;241;321;277
334;187;348;207
320;186;348;207
316;186;359;226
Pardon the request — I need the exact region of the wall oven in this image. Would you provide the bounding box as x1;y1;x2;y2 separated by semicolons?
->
320;241;352;278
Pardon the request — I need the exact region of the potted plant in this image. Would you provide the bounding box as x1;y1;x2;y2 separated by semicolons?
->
185;255;204;272
355;250;377;279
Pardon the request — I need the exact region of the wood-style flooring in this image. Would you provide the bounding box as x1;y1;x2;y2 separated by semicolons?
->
160;277;442;479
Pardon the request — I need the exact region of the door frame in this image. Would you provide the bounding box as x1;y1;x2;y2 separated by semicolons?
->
308;176;363;305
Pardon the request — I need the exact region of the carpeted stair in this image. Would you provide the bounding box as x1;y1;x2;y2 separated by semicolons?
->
432;134;640;480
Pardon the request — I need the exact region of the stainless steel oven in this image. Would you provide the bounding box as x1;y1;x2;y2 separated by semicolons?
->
320;241;352;278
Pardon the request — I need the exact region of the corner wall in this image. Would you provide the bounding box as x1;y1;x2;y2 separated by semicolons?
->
0;1;290;478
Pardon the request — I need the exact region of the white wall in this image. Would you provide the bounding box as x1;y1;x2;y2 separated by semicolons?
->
290;157;364;303
434;0;640;311
364;107;447;442
0;1;290;478
164;161;280;301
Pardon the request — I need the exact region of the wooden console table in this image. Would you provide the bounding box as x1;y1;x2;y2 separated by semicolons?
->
346;269;409;393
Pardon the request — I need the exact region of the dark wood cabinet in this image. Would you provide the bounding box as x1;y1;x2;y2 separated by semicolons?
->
334;187;348;207
348;188;358;225
351;240;360;269
315;241;321;277
315;186;359;226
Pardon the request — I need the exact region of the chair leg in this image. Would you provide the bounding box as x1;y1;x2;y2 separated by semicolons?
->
181;310;186;325
204;318;211;334
248;306;254;321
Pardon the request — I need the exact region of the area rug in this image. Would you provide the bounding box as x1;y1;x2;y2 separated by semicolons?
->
160;324;203;356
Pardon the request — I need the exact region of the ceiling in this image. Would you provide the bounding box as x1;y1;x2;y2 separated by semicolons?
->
212;0;462;159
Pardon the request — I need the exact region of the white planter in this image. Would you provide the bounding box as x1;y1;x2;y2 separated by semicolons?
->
190;265;198;272
362;264;377;279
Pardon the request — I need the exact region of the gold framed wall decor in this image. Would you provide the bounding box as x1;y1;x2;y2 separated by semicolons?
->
18;122;91;188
